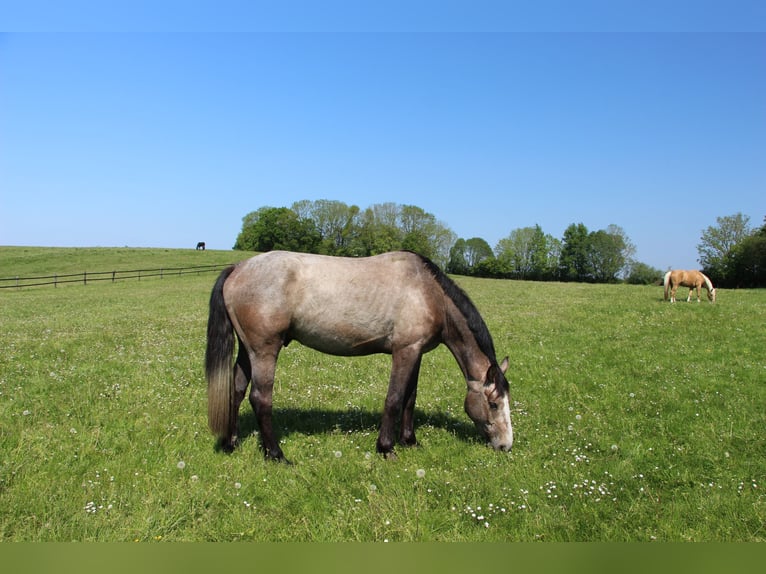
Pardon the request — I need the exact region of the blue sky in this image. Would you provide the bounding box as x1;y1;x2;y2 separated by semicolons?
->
1;2;764;271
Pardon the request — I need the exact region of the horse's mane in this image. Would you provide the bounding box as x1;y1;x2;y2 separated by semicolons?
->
409;252;498;363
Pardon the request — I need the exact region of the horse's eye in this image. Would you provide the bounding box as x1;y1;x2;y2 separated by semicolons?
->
489;402;498;411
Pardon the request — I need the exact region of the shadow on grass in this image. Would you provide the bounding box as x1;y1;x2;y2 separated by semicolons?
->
226;406;480;453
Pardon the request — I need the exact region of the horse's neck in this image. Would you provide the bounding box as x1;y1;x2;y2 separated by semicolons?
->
701;274;713;291
442;302;491;382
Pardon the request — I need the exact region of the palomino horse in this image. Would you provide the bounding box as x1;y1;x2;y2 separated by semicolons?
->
206;250;514;462
663;270;716;303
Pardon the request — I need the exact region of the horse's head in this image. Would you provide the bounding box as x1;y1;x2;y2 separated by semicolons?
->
464;356;513;451
709;288;717;303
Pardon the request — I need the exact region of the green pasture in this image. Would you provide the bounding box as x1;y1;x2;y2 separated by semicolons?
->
0;246;242;281
0;247;764;541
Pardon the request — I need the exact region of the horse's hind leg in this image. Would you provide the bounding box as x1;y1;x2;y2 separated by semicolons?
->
223;343;251;451
247;345;288;463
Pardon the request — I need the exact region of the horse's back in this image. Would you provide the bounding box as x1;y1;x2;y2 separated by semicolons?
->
229;250;430;293
223;251;444;355
670;269;704;287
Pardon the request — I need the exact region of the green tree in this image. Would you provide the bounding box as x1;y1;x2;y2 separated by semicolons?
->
585;224;635;283
560;223;590;281
465;237;494;269
495;225;551;280
586;229;626;283
352;205;403;256
401;229;432;257
447;238;470;275
399;204;455;266
559;223;634;283
400;204;439;260
626;262;663;285
447;237;494;275
291;199;360;255
233;207;321;253
475;256;511;278
348;203;454;267
698;213;752;282
544;235;563;280
725;216;766;288
605;224;636;277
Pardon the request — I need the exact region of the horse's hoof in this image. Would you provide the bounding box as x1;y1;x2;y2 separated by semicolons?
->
217;439;237;454
264;450;291;465
382;450;398;461
399;438;420;448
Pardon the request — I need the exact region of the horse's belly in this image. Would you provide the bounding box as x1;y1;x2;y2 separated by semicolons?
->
290;319;394;356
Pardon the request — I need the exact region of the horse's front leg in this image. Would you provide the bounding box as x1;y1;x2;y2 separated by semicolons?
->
248;347;288;463
377;347;421;458
399;355;422;447
687;287;700;302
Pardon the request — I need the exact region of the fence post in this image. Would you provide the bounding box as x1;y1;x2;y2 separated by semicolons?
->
112;271;116;283
84;271;87;286
55;274;58;288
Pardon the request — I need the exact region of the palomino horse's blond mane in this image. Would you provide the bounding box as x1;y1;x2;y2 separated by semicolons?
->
663;269;716;303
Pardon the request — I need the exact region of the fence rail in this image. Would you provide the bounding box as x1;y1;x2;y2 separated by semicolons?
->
0;263;232;290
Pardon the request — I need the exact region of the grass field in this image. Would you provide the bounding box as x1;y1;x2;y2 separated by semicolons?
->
0;247;764;541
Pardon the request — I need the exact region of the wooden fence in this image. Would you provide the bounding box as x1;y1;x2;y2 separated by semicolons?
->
0;263;232;289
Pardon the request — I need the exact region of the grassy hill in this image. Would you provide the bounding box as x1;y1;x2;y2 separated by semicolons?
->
1;247;764;541
0;246;255;278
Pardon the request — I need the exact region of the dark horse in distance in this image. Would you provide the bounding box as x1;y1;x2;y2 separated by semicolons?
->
205;250;514;462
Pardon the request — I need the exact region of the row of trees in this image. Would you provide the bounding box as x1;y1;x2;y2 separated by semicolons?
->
233;200;648;283
448;223;641;282
233;201;455;267
699;213;766;288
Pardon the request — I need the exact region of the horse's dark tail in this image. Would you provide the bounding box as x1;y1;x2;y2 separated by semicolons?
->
206;265;237;440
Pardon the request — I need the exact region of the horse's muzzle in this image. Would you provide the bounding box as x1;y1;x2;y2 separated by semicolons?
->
488;429;513;452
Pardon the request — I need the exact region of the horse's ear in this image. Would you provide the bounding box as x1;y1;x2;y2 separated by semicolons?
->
484;359;508;387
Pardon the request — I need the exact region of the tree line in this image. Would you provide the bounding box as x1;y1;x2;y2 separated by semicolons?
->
233;199;654;283
233;201;455;268
448;223;641;283
698;213;766;288
233;200;765;286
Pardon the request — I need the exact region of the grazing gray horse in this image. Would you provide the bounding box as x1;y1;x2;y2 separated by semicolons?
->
205;250;514;462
